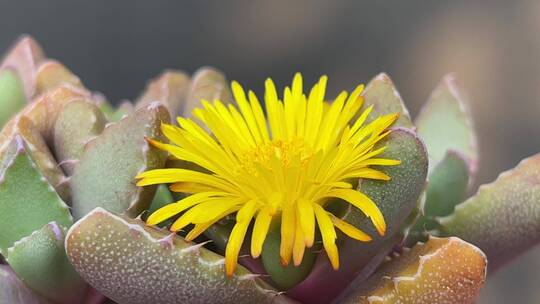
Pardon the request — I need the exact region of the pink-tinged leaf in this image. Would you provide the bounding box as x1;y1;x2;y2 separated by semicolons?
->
66;208;295;304
0;35;45;98
340;236;487;304
183;67;233;118
136;70;190;117
438;152;540;271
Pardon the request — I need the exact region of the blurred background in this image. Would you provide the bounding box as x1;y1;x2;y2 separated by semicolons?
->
0;0;538;302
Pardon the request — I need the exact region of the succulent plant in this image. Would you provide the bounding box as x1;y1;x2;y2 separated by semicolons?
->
0;35;538;304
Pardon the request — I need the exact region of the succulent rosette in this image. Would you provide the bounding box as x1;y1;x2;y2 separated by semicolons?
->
0;36;538;304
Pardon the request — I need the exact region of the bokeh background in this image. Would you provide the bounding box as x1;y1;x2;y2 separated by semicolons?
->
0;1;539;302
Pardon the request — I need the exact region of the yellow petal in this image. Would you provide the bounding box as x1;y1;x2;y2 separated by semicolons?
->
330;214;372;242
356;158;401;166
185;205;241;241
136;168;235;193
160;123;185;146
170;207;200;232
231;81;263;143
251;207;272;258
293;218;306;266
326;189;386;236
297;198;315;247
190;198;242;224
169;182;217;193
236;199;258;223
280;205;296;266
343;168;391;181
146;192;219;226
313;204;339;270
225;203;257;277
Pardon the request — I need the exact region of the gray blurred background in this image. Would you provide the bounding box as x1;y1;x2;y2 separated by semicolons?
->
0;0;538;302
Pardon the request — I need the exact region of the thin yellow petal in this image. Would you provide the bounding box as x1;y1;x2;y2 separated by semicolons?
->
251;207;272;258
313;204;339;270
293;217;306;266
330;213;372;242
280;205;296;266
136;169;236;193
190;198;242;224
326;189;386;236
248;90;270;142
146;192;220;226
297;198;315;247
356;158;401;166
185;205;241;241
231;81;263;143
169;182;217;193
225;203;257;276
343;168;391;181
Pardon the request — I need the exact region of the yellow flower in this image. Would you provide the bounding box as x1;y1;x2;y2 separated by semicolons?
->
136;73;400;276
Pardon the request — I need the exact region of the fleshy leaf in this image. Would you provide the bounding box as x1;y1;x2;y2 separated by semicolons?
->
408;75;478;247
288;128;428;303
53;99;106;175
340;236;487;304
361;73;413;128
0;35;45;98
0;135;72;255
71;103;170;219
406;151;469;245
183;67;233;117
0;68;26;127
415;74;477;175
0;86;88;147
437;152;540;271
261;220;318;290
0;116;69;200
65;208;293;304
6;222;87;304
108;101;135;122
0;265;51;304
147;184;174;215
35;60;85;95
136;70;190;116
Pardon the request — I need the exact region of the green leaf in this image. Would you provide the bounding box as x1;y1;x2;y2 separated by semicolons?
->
136;70;190;117
0;135;72;255
53;99;106;175
415;74;477;175
0;116;69;200
6;222;87;304
0;265;51;304
406;151;469;245
108;101;135;122
71;103;170;219
0;35;45;98
361;73;413;129
261;219;319;290
340;236;487;304
288;128;428;303
0;69;26;127
437;153;540;271
0;86;88;148
407;75;478;247
183;67;233;117
147;184;174;215
66;208;293;304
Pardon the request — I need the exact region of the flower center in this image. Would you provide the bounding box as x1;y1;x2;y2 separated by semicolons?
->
239;138;314;175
